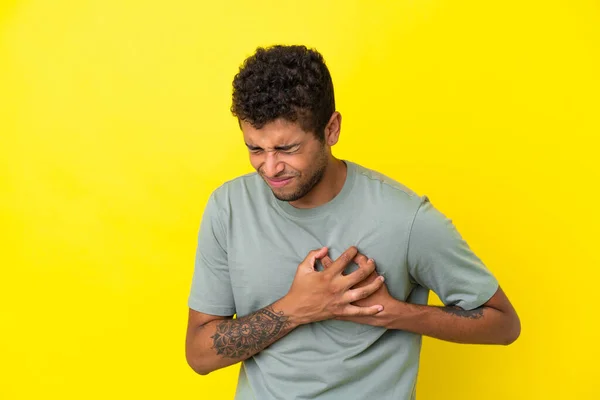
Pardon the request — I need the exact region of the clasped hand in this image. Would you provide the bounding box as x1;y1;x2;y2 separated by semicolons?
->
284;246;395;326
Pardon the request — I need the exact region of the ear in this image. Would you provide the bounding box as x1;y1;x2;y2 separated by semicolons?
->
323;112;342;146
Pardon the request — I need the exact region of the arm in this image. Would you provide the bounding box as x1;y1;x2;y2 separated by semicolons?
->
384;286;520;345
395;197;520;344
348;282;520;345
325;254;520;345
325;196;521;345
185;301;297;375
186;192;297;375
185;246;385;375
331;256;520;344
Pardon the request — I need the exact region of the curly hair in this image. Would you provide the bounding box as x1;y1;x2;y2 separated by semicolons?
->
231;45;335;141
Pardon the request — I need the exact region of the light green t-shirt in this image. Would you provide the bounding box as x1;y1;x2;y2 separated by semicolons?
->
188;161;498;400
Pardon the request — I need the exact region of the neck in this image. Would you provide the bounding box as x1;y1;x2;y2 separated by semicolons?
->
289;157;347;209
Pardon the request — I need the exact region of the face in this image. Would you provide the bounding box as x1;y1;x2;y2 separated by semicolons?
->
241;118;330;202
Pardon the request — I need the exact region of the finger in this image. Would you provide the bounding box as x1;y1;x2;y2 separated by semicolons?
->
321;256;334;269
354;255;380;278
353;252;369;266
342;275;385;303
341;257;377;288
326;246;358;276
342;304;384;316
300;247;328;271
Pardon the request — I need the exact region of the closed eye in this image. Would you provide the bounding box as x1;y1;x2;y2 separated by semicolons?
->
245;143;300;154
276;144;300;153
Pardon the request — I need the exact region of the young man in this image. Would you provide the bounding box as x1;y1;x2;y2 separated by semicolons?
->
185;45;520;400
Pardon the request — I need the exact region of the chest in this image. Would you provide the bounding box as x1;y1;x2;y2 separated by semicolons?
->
226;210;414;317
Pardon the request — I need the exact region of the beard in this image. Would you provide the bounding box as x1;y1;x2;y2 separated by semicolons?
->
268;149;328;202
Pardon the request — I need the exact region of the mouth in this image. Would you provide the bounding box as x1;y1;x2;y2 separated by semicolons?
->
265;176;294;188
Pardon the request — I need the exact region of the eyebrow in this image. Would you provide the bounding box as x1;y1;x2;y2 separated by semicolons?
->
245;143;301;151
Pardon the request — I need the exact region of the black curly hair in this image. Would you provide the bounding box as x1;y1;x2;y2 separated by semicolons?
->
231;45;335;142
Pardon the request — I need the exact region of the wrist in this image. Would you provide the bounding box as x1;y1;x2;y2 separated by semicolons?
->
382;298;413;330
274;294;308;328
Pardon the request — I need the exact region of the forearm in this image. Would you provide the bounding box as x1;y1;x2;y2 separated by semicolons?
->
383;300;520;345
186;299;300;375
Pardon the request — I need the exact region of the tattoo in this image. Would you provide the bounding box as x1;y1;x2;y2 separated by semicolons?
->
210;306;291;359
440;306;484;319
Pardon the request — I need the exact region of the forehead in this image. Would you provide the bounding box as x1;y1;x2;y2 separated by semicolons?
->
241;119;310;147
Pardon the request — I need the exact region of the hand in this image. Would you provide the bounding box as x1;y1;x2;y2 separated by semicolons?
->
322;252;396;327
282;246;385;325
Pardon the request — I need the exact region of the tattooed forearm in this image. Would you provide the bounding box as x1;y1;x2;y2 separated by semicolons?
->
210;306;292;359
440;306;484;319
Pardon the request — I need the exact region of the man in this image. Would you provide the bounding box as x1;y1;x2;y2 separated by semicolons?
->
185;45;520;399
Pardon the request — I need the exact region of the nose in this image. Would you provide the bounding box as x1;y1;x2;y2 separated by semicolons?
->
262;152;285;178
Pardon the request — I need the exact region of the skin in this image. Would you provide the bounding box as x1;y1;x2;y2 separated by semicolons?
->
322;253;521;345
185;111;521;376
241;112;346;208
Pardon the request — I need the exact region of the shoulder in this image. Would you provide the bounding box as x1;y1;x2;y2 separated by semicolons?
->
354;163;418;194
350;161;427;211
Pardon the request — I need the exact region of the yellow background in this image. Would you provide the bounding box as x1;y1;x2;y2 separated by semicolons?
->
1;0;599;399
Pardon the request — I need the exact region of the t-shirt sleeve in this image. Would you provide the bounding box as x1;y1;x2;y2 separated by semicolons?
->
407;197;499;310
187;192;236;316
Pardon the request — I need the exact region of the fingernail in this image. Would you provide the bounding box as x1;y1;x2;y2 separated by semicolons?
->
377;306;384;312
379;276;385;282
368;258;374;263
